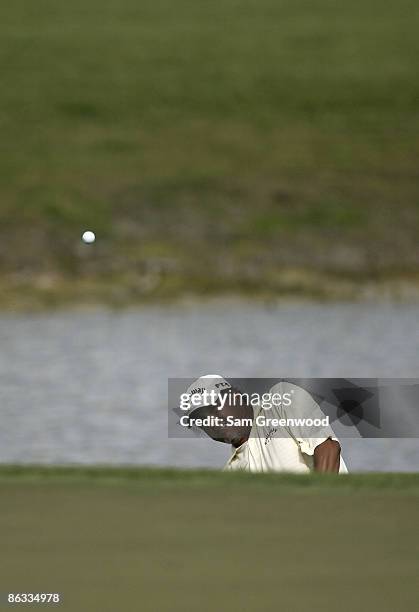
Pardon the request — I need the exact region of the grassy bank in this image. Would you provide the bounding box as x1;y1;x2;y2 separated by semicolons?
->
1;1;419;307
1;464;419;492
1;467;419;611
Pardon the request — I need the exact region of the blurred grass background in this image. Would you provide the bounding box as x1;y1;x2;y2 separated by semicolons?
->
1;467;419;611
1;0;419;307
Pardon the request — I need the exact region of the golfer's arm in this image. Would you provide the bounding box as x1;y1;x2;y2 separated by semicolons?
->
313;438;341;473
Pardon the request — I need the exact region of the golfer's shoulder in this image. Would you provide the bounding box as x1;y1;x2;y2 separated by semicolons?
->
268;380;304;395
268;381;320;416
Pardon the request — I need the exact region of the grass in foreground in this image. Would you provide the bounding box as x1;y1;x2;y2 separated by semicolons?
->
1;1;419;307
1;467;419;611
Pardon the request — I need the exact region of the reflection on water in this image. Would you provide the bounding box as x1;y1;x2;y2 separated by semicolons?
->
0;301;418;471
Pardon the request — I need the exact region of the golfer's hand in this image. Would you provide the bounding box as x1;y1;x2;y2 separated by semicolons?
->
313;438;341;473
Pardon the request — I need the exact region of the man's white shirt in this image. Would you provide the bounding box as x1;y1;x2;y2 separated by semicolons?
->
224;381;348;473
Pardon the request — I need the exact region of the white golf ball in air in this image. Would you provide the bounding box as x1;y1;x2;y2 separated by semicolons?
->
82;230;96;244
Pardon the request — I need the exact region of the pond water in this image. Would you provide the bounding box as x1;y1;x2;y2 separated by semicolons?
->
1;301;418;471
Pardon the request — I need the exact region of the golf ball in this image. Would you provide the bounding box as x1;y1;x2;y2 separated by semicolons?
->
82;230;96;244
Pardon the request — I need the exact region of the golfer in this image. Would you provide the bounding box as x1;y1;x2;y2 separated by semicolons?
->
181;375;348;473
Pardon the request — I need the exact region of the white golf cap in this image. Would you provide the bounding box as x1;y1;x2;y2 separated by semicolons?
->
181;374;231;417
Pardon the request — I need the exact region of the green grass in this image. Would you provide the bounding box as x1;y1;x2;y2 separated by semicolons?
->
1;465;419;492
1;1;419;306
1;467;419;611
